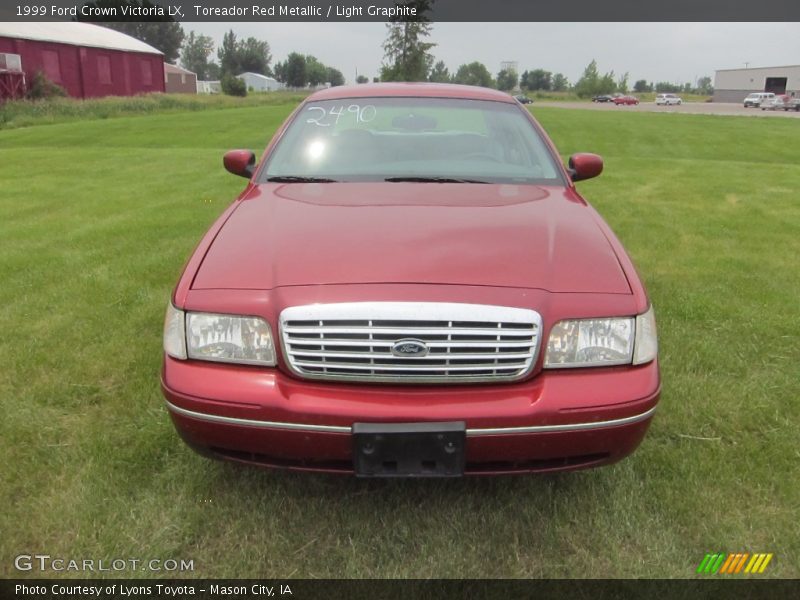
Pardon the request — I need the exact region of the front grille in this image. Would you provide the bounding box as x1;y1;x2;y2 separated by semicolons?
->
280;303;542;383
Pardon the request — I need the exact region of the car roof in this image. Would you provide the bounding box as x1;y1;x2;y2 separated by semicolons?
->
306;82;517;104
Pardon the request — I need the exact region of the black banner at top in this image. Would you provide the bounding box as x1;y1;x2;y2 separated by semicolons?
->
2;0;800;22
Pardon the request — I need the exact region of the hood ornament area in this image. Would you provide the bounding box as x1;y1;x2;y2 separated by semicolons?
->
391;339;429;358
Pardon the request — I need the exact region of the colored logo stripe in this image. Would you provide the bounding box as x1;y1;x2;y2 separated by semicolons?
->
698;553;773;575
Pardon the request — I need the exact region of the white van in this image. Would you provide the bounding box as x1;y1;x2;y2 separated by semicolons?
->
743;92;774;108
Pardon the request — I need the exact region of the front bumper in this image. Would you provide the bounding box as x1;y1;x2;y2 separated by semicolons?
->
162;356;660;475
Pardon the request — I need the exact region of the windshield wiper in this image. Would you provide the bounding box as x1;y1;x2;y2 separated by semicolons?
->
384;176;490;184
266;176;338;183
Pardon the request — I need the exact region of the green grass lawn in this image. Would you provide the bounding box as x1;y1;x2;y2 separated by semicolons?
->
1;102;797;579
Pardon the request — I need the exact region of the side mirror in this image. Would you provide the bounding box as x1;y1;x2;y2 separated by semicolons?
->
223;149;256;179
568;153;603;182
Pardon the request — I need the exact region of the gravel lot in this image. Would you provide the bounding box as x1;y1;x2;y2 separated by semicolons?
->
534;100;800;118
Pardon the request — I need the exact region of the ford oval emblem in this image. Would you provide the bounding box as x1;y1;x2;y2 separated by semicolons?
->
391;339;429;358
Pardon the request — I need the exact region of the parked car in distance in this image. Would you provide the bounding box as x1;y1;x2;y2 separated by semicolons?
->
785;97;800;111
760;95;786;111
613;95;640;105
760;94;800;111
591;94;614;102
743;92;774;108
655;93;682;106
162;83;660;477
514;94;533;104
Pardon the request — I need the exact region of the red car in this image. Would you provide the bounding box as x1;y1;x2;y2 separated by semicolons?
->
613;95;640;105
162;83;660;477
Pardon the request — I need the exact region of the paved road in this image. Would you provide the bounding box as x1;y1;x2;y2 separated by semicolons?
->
533;101;800;118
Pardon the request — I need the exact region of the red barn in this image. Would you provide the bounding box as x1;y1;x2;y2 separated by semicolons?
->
0;22;164;99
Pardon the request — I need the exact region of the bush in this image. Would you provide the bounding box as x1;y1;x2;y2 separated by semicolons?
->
26;71;66;100
221;73;247;97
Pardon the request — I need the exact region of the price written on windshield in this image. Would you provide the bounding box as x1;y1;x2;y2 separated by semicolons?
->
306;105;377;127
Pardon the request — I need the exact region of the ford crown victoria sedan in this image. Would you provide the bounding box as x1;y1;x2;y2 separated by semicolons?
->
162;83;660;477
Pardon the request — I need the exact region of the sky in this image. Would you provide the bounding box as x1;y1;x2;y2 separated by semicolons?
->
185;22;800;85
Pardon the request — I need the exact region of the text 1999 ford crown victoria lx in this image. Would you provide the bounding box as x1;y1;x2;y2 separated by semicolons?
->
162;83;660;477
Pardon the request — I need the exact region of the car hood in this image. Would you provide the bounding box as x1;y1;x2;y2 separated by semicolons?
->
192;182;631;294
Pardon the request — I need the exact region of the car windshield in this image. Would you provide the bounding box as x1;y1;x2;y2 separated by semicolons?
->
260;97;562;184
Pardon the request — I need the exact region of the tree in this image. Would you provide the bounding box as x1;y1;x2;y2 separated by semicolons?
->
380;0;436;81
305;55;328;86
655;81;681;93
217;31;272;77
356;75;369;84
573;59;600;97
205;63;221;81
218;30;239;76
633;79;651;93
696;76;714;95
428;60;450;83
181;31;215;80
617;71;629;94
273;60;286;83
496;69;518;92
238;37;272;75
453;62;493;88
80;1;184;63
552;73;569;92
285;52;307;88
526;69;552;91
574;60;616;98
221;73;246;96
600;71;616;93
327;68;345;87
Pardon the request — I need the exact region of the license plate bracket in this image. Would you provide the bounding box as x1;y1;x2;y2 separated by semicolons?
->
352;421;466;478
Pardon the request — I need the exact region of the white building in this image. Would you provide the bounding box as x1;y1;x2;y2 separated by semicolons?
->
714;65;800;102
236;72;284;92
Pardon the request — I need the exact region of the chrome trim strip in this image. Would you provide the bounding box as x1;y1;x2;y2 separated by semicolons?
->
165;400;656;436
165;401;351;433
466;405;658;436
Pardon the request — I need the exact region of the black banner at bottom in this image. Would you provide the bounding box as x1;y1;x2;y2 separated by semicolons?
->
3;579;800;600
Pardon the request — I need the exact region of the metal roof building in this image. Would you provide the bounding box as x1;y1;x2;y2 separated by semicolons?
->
0;22;165;99
237;72;284;92
713;65;800;103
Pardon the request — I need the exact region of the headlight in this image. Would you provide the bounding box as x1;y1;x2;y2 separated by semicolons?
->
633;305;658;365
544;307;657;368
163;303;187;360
163;304;276;366
187;312;276;366
545;317;634;368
